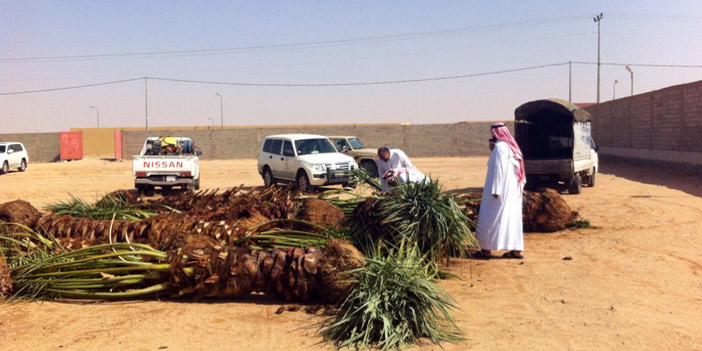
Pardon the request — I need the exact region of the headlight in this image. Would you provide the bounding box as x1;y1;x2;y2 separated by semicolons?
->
303;162;326;172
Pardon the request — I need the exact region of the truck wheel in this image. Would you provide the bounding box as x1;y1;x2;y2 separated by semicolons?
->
18;159;27;172
296;171;313;193
187;179;200;192
587;168;596;187
361;160;379;177
1;161;8;175
144;186;155;197
569;174;582;194
262;167;276;187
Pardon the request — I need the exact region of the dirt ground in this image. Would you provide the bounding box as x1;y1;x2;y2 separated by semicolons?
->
1;157;701;351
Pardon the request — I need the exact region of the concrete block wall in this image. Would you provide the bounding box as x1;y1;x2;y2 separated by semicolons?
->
585;80;702;169
121;121;513;160
0;132;60;163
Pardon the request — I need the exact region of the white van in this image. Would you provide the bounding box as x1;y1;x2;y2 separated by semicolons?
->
257;134;357;192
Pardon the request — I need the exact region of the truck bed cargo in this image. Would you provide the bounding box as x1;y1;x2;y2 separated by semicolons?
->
132;137;202;194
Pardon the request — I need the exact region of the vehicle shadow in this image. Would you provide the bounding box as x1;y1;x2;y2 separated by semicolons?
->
600;157;702;198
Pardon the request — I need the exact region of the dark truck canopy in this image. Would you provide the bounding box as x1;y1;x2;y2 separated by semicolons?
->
514;98;591;123
514;98;591;161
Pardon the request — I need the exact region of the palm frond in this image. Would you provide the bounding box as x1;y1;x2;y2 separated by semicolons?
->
321;240;463;350
344;178;478;266
44;194;168;221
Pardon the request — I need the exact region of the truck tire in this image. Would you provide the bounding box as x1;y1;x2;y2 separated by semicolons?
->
187;178;200;191
296;170;313;193
19;159;27;172
569;174;582;194
361;160;379;177
262;167;276;187
587;168;596;187
1;161;8;175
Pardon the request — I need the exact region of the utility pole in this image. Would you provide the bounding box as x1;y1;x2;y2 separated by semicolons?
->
613;80;618;100
90;105;100;128
216;92;223;129
568;60;572;102
145;77;149;131
626;65;634;96
594;13;603;103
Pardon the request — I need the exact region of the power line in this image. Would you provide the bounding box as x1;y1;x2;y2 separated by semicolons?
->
148;62;570;87
0;16;586;63
2;61;701;95
573;61;702;68
607;12;702;23
0;78;144;95
0;63;568;95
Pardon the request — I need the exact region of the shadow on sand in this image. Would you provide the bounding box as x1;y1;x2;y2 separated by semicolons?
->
600;157;702;198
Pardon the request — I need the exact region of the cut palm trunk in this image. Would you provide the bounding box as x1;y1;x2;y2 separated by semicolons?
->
32;210;274;250
0;200;41;228
150;186;301;221
8;237;363;303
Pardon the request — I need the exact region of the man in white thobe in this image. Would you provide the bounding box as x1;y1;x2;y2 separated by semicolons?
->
476;123;525;259
376;147;423;193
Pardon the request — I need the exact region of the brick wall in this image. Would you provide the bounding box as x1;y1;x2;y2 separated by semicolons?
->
0;133;60;163
585;80;702;169
121;121;513;160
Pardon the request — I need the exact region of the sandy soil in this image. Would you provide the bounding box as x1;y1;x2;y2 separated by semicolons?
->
1;157;701;351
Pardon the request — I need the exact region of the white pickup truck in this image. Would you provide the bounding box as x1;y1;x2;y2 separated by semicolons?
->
515;99;599;194
132;137;202;194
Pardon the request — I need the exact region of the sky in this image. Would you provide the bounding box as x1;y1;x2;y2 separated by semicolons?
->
2;1;702;133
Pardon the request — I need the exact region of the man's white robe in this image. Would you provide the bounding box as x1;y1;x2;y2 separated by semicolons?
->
377;149;413;192
476;141;524;251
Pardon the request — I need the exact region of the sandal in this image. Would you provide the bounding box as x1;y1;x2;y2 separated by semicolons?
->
502;251;524;259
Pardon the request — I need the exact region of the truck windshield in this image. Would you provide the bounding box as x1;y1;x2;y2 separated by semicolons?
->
349;138;364;149
295;138;337;155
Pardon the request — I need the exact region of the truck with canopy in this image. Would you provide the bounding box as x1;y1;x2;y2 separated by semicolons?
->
514;98;598;194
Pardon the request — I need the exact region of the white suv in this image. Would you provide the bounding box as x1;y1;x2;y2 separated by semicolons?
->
0;142;29;175
257;134;357;192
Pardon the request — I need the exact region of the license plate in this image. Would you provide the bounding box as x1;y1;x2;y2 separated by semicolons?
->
166;176;176;182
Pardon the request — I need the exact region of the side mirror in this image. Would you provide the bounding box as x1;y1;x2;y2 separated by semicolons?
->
594;146;599;152
283;150;294;157
7;149;13;154
196;151;203;156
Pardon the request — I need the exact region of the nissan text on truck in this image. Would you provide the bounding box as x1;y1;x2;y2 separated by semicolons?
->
132;137;202;194
514;99;599;194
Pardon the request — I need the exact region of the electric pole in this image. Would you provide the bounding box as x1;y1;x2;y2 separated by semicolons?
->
594;13;603;103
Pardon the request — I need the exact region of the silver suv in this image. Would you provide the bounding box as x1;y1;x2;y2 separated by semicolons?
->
0;142;28;175
257;134;357;192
